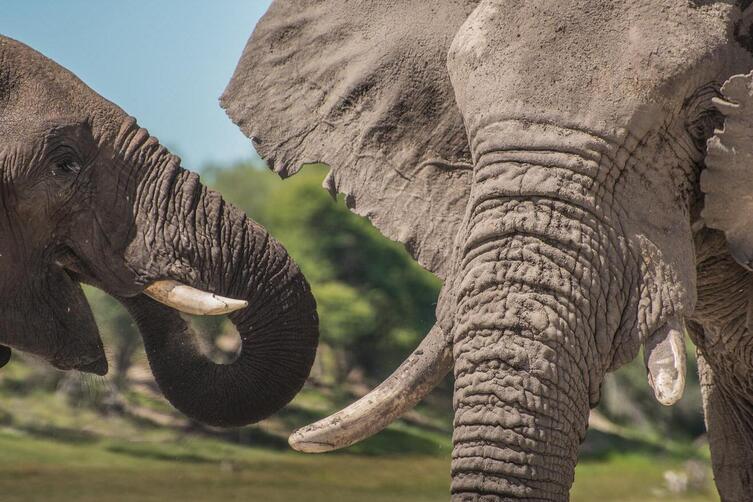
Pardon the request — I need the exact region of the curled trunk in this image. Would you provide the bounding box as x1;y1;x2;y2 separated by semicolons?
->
122;156;318;427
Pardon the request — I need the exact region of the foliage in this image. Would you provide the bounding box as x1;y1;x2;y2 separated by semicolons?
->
73;158;706;441
203;162;441;381
0;157;721;500
201;159;707;442
0;155;708;492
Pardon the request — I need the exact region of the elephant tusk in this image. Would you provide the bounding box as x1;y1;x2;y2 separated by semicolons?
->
644;318;687;406
143;280;248;316
289;324;452;453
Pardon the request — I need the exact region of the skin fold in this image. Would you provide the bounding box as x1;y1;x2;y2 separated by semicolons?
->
0;36;319;427
225;1;753;500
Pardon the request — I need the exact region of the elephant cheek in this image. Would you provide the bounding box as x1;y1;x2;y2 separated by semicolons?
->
0;267;106;374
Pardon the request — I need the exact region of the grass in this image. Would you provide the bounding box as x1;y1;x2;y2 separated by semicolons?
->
0;360;720;501
0;428;720;502
574;455;718;502
0;431;449;502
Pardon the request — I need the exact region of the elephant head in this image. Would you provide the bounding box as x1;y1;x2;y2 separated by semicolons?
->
221;0;753;500
0;36;319;427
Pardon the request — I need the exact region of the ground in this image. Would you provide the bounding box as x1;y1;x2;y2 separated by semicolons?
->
0;366;720;501
0;430;719;501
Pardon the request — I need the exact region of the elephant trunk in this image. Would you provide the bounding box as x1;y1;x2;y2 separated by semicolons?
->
119;135;318;427
450;122;627;500
451;289;590;500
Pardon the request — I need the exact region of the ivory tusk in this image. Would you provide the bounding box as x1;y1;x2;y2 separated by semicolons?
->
289;324;452;453
144;280;248;316
644;318;687;406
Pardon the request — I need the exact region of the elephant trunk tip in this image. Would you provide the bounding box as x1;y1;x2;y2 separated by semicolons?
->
644;317;688;406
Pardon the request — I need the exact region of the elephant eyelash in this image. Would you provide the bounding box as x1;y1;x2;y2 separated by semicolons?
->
46;139;85;177
55;159;81;176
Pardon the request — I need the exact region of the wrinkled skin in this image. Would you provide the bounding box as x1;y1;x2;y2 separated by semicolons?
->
0;36;319;427
225;1;753;500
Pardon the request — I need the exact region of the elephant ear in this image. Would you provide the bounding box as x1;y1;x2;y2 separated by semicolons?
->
702;70;753;269
221;0;478;279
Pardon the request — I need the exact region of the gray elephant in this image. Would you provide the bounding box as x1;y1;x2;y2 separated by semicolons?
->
0;35;319;427
220;1;753;500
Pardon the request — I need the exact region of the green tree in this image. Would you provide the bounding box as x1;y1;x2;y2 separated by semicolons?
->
207;162;441;383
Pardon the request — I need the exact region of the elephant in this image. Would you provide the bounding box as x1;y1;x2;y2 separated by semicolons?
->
218;0;753;500
0;35;319;427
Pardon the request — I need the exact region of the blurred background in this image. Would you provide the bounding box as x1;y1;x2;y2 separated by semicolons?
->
0;2;718;501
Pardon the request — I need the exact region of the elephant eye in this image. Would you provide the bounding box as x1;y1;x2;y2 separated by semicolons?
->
55;159;81;176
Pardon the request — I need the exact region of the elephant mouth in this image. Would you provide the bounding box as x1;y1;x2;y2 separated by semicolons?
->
55;246;246;316
54;247;107;289
40;246;247;377
49;348;109;376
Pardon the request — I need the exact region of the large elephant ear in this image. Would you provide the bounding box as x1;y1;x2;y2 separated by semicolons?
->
702;70;753;269
221;0;478;279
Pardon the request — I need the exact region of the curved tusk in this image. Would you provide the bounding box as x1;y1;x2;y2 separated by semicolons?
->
144;280;248;316
289;324;452;453
644;318;687;406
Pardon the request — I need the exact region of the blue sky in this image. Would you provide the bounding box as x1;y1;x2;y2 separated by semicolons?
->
1;0;273;168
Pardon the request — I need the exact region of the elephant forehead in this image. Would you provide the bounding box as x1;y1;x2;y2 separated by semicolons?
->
0;36;125;142
449;0;744;128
